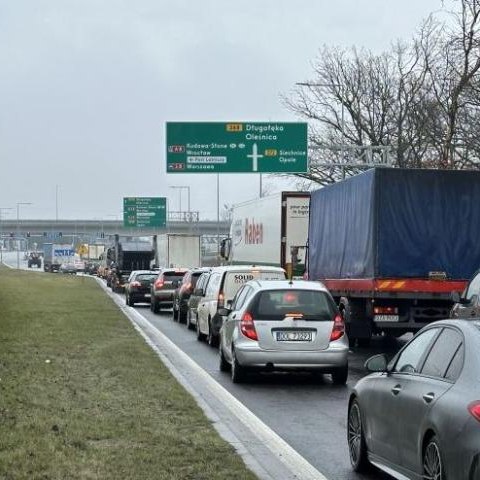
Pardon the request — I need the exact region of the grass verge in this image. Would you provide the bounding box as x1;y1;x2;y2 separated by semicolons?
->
0;267;257;480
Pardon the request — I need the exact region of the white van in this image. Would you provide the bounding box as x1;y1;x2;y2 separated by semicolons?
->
195;265;286;346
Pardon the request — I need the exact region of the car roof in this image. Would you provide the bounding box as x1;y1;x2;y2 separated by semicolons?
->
210;265;285;273
132;270;157;274
244;279;329;292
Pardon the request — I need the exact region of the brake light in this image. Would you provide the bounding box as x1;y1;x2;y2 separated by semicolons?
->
330;313;345;341
240;312;258;341
468;401;480;421
373;306;399;315
218;292;225;308
154;279;164;289
130;281;141;288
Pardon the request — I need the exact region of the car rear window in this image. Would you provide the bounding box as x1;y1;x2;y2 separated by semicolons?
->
223;270;286;300
249;289;336;321
136;274;157;282
163;271;186;282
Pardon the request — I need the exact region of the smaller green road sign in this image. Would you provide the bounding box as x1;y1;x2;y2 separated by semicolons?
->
166;122;308;173
123;197;167;228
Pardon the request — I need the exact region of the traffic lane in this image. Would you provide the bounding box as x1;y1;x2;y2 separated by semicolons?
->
133;303;406;480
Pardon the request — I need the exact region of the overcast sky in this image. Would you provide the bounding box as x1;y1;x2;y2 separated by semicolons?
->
0;0;444;220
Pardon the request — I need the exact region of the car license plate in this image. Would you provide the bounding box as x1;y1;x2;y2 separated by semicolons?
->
276;331;312;342
374;314;400;323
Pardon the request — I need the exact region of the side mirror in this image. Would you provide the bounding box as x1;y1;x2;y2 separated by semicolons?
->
365;354;388;373
226;299;233;308
450;291;461;303
194;288;205;297
217;307;231;317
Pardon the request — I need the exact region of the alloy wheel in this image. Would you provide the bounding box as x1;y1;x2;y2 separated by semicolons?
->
348;403;362;466
423;439;443;480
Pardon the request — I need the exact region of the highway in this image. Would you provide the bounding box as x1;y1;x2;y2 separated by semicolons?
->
1;252;403;479
131;301;407;480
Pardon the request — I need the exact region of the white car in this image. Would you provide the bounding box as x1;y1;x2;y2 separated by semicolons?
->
195;265;286;347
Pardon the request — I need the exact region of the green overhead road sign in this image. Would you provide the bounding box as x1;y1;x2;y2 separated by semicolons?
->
166;122;308;173
123;197;167;228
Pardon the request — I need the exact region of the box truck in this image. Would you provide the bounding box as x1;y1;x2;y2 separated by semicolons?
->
153;234;201;268
220;192;310;276
43;243;75;272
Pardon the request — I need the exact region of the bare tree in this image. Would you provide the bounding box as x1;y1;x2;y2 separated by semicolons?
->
284;0;480;185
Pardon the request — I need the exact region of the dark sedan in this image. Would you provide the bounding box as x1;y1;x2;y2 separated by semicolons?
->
172;267;210;324
125;271;157;307
347;319;480;480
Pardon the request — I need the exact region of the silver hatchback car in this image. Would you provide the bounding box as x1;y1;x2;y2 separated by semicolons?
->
218;280;349;384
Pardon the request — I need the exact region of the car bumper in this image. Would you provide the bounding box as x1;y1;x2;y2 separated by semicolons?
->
153;290;175;304
234;343;349;370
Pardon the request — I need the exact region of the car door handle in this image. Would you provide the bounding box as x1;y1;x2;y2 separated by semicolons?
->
232;314;236;319
423;392;435;404
391;385;402;395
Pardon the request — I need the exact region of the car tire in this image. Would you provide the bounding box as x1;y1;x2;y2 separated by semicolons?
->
231;348;246;383
172;301;179;321
423;436;445;480
185;310;192;329
331;365;348;385
152;300;160;314
125;295;130;306
347;399;370;472
207;318;218;348
219;344;230;372
196;317;206;341
179;307;187;324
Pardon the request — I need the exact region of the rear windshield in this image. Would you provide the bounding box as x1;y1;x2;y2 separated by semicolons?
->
163;271;186;282
223;270;286;300
249;289;337;321
136;274;157;282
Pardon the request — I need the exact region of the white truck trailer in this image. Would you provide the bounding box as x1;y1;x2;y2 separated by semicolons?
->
220;192;310;276
43;243;75;272
153;234;201;268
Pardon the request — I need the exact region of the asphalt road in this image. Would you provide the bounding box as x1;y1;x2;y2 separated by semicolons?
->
0;252;405;480
131;300;409;480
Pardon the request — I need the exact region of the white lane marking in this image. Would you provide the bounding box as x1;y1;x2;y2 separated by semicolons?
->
100;280;329;480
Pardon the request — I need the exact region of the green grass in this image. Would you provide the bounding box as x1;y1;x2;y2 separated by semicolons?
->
0;268;257;480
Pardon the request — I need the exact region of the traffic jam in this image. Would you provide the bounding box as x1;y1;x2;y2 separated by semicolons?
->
88;167;480;480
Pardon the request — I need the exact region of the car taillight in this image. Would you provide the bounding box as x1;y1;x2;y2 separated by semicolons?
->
218;292;225;308
240;312;258;341
154;279;164;289
330;313;345;341
468;401;480;421
131;281;141;288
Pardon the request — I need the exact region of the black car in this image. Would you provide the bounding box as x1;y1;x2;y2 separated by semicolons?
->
185;271;211;330
347;319;480;480
172;268;210;324
125;270;157;306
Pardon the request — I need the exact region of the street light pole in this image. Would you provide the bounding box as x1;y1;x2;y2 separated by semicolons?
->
16;202;32;269
0;207;13;263
169;186;191;220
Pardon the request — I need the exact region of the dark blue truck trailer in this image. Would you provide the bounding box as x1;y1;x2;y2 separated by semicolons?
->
307;168;480;344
